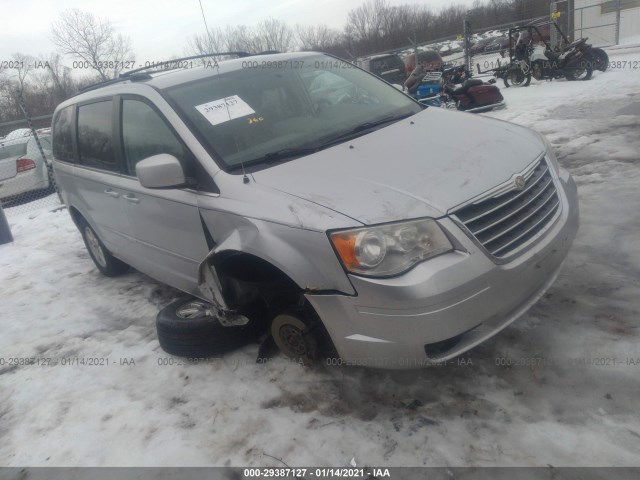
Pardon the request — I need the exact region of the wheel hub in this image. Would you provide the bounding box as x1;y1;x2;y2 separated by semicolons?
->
279;324;307;356
176;301;213;319
270;313;318;362
85;226;107;268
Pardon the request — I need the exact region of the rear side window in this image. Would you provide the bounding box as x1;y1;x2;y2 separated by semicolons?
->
121;99;191;176
52;107;74;162
77;100;117;172
370;57;403;74
0;142;27;160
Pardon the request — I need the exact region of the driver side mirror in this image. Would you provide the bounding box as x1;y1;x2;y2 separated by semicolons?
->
136;154;187;189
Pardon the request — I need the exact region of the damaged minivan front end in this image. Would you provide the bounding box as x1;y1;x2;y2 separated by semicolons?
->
53;51;578;368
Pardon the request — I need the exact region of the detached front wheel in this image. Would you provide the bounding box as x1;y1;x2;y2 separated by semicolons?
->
156;297;268;357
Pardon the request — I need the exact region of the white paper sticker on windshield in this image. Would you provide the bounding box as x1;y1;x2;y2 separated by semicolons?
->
195;95;255;126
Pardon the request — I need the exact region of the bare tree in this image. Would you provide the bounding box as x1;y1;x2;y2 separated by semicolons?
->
51;9;133;80
256;18;294;52
347;0;388;49
38;53;75;99
187;28;227;56
9;53;35;93
295;24;341;51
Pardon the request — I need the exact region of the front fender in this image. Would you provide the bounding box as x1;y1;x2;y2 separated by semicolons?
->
197;211;356;305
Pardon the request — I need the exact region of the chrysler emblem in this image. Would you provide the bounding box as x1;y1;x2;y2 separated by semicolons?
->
514;176;526;190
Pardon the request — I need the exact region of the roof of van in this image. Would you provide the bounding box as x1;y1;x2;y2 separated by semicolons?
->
55;51;325;111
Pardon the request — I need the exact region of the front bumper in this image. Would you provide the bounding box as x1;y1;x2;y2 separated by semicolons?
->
307;168;579;369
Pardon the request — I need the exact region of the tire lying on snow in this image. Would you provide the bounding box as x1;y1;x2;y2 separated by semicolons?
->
156;297;268;357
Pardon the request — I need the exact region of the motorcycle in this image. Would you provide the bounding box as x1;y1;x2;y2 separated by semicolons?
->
410;66;505;113
478;24;594;87
549;21;609;72
529;37;593;81
589;47;609;72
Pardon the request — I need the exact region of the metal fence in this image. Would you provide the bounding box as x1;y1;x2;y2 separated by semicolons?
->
356;0;633;83
0;114;62;218
573;0;632;47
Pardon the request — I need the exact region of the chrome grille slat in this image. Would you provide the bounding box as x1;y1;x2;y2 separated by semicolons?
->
491;198;560;256
452;158;560;259
471;176;554;235
458;164;550;224
481;188;557;246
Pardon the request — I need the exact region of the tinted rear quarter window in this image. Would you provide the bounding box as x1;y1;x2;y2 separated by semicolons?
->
77;100;117;172
52;107;74;162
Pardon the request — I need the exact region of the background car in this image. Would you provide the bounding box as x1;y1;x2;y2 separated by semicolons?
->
470;37;495;55
358;54;406;85
0;131;54;204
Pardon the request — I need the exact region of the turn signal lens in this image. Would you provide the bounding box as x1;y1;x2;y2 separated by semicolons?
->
331;232;359;269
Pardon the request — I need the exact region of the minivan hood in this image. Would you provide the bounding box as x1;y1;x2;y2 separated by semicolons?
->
252;108;545;225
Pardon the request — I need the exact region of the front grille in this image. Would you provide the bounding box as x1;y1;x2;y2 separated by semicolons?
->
453;158;560;259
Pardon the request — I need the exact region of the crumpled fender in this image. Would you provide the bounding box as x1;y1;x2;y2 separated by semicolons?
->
196;214;355;307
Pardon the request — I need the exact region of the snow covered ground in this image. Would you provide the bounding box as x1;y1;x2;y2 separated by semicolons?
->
1;47;639;468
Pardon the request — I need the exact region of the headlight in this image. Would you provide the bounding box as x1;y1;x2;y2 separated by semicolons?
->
330;218;453;277
539;133;560;175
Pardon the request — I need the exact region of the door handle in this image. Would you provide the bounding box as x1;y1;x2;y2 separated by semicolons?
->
122;193;139;204
104;189;119;198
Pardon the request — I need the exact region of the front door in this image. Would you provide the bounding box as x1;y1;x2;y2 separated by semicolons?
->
116;96;210;295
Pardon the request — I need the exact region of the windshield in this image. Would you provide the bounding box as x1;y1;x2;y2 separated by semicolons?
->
164;55;421;170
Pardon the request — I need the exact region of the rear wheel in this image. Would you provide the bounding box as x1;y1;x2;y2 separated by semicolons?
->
565;60;593;81
79;220;129;276
591;48;609;72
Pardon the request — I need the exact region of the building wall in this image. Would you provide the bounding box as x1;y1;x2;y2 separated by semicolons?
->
574;0;640;45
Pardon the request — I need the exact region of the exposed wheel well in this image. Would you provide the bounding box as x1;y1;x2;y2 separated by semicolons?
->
209;251;336;357
211;251;302;309
67;206;84;229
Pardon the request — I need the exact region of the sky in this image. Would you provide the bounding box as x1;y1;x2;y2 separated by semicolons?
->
0;0;477;68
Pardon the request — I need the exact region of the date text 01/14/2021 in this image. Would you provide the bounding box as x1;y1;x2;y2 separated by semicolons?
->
242;468;391;478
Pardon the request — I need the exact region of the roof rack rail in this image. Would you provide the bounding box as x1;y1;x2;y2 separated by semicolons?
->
75;51;281;96
119;52;253;77
77;73;152;94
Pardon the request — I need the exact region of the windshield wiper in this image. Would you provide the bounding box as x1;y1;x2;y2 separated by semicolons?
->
315;112;416;147
228;112;416;171
235;146;321;170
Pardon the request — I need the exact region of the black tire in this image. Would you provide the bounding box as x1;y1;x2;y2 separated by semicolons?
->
503;67;531;88
565;60;593;81
156;297;269;357
591;48;609;72
79;219;129;277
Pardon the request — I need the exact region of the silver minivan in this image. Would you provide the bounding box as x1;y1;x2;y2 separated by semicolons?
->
51;52;579;368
